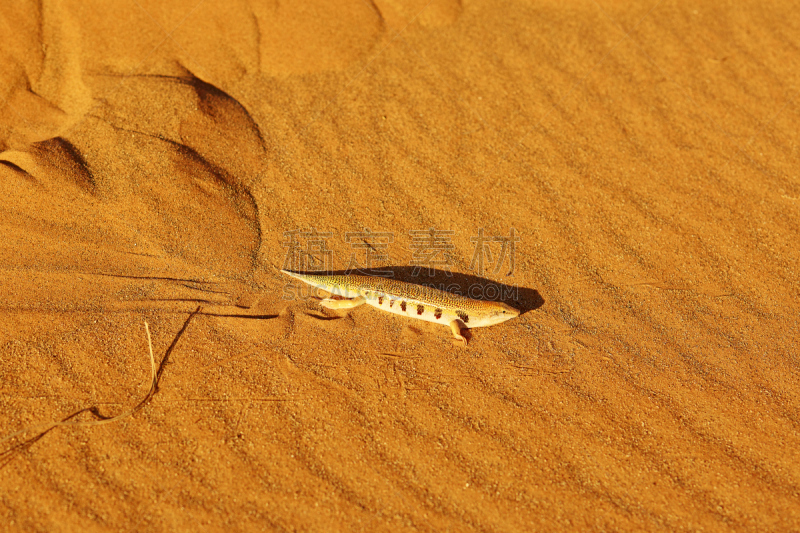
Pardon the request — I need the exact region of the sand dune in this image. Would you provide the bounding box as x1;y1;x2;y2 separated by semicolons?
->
1;0;799;531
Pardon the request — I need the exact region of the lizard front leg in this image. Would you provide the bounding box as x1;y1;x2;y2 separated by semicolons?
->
449;319;468;346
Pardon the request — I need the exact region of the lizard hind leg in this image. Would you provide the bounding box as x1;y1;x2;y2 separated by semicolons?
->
449;319;469;346
320;295;366;310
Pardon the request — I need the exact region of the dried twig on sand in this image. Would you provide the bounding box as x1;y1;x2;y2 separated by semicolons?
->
0;306;201;469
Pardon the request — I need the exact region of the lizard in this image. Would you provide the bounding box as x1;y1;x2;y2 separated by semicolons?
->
281;269;519;345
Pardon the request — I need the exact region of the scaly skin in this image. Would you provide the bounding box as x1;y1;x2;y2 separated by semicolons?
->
281;270;519;345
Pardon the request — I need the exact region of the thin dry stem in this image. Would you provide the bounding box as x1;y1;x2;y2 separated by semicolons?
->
1;308;201;469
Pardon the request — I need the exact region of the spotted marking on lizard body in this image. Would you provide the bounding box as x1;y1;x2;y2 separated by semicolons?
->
416;304;425;315
400;301;407;312
378;295;384;305
434;308;443;320
457;310;469;324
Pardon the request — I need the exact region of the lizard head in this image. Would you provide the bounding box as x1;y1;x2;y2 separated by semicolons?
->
473;300;520;327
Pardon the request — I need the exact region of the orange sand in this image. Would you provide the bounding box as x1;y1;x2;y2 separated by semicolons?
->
1;0;799;531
